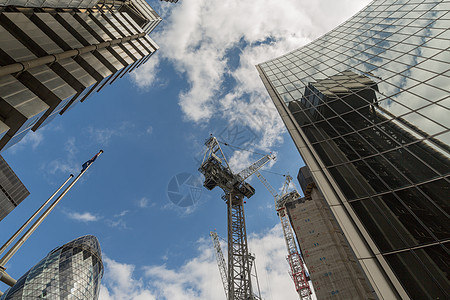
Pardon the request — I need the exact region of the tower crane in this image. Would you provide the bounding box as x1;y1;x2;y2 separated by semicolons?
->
255;172;312;300
199;136;274;300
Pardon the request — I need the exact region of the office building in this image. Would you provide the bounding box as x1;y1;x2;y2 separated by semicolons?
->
1;235;103;299
0;154;29;221
161;0;179;3
0;0;161;151
286;166;375;299
257;0;450;299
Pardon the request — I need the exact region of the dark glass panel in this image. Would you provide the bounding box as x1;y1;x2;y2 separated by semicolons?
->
418;178;450;215
427;242;450;280
341;111;372;131
327;98;353;115
414;245;450;295
384;250;449;300
329;165;372;200
405;142;450;176
334;138;360;161
381;193;434;245
365;155;410;189
361;107;390;125
380;120;419;145
352;160;389;194
312;142;334;166
350;199;408;252
395;188;450;240
317;102;338;119
303;124;323;143
314;120;339;140
328;117;353;138
327;117;353;135
289;101;315;126
359;126;398;152
345;88;377;109
384;148;439;184
344;133;378;158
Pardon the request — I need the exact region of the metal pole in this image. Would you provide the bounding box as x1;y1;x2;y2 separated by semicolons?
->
0;175;73;257
0;267;16;286
0;150;103;267
0;34;146;77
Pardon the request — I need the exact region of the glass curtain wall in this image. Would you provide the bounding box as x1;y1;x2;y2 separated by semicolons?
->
258;0;449;299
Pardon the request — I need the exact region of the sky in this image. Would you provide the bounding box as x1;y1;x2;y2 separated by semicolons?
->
0;0;372;299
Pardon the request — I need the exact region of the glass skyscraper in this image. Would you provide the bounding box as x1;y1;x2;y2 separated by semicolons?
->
257;0;449;299
1;235;103;299
0;0;161;151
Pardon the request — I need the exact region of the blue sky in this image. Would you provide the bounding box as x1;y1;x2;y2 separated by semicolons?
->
0;0;371;299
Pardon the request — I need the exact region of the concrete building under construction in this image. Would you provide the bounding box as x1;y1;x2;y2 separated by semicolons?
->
285;166;374;299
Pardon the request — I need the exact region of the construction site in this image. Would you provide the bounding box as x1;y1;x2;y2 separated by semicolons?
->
198;136;376;300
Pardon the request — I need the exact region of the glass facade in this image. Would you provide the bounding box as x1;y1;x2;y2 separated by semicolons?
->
257;0;449;299
0;0;161;151
1;235;104;300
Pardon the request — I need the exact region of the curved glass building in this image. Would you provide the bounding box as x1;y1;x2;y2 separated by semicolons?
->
257;0;450;299
1;235;104;300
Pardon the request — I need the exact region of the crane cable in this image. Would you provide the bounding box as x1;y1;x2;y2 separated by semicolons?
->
216;139;269;157
259;169;286;177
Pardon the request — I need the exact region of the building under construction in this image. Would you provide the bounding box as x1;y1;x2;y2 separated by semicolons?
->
285;166;375;299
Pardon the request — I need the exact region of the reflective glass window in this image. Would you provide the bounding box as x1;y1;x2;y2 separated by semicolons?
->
350;199;410;252
384;250;449;299
418;178;450;215
395;188;450;240
384;148;439;183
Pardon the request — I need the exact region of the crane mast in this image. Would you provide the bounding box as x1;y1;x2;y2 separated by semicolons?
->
255;172;312;300
199;136;274;300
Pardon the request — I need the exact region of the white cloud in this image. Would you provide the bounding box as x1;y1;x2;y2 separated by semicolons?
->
105;210;130;230
7;130;44;154
132;0;371;152
100;257;157;300
105;218;129;230
46;158;79;175
23;130;44;149
64;137;78;157
228;150;252;174
87;127;119;146
130;54;162;90
100;224;301;300
45;137;79;175
66;211;100;222
86;121;136;146
114;210;129;218
137;197;153;208
145;126;153;135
